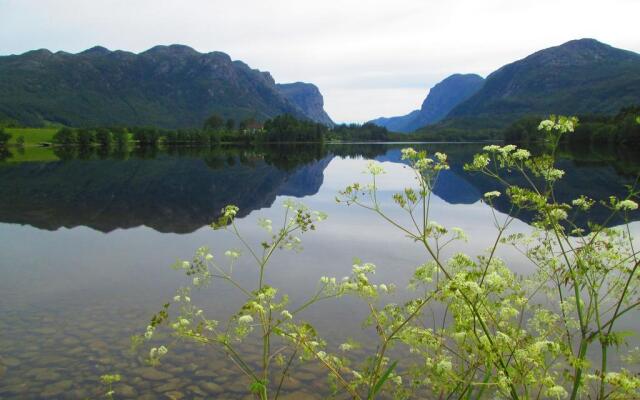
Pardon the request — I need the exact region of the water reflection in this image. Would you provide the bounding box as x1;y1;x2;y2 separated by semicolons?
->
0;144;639;399
1;144;638;232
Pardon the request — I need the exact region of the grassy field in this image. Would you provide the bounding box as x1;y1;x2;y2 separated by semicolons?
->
5;127;59;146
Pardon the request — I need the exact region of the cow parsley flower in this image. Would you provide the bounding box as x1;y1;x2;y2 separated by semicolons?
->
616;199;638;211
144;325;154;339
484;191;501;200
339;343;353;352
238;315;253;324
483;145;501;152
366;161;385;175
549;209;568;220
512;149;531;160
401;148;417;160
224;250;240;259
538;120;555;132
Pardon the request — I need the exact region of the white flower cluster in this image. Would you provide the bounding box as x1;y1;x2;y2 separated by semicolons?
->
537;116;578;134
224;249;241;259
484;191;501;200
366;161;385;175
149;345;168;361
616;199;638;211
401;147;418;160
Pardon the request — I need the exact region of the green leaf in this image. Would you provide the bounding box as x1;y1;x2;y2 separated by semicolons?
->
370;360;398;399
249;379;267;395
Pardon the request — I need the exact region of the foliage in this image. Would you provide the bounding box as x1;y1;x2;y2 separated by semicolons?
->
100;374;121;400
0;128;11;147
203;114;225;131
504;107;640;147
95;128;113;147
262;114;326;142
5;127;60;146
131;127;161;146
134;117;639;399
328;122;392;141
52;127;77;146
76;129;95;147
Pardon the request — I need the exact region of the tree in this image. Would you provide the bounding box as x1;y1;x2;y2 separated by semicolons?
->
226;118;235;131
263;114;327;142
113;129;128;149
76;129;95;147
53;127;77;146
203;114;224;131
132;127;161;146
0;128;11;147
95;128;113;147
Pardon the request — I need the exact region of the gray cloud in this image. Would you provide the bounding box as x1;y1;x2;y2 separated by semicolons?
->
1;0;638;122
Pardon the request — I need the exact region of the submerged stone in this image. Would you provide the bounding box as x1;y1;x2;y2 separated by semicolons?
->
40;379;73;397
137;367;173;381
200;381;223;394
164;391;185;400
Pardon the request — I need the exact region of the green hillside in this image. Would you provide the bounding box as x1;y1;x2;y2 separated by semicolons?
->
0;46;331;128
446;39;640;122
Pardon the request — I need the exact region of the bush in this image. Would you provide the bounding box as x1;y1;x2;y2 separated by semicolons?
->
76;129;95;147
53;127;77;146
95;128;113;147
0;128;11;147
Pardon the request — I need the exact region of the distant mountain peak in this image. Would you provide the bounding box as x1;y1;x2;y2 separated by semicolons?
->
370;73;484;133
80;46;111;56
517;38;638;68
446;38;640;121
21;49;53;58
142;44;199;56
277;82;334;127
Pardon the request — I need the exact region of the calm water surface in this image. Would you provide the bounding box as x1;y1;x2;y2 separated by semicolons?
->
0;143;638;399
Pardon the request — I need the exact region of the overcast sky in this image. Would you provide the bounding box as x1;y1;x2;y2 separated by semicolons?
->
1;0;639;122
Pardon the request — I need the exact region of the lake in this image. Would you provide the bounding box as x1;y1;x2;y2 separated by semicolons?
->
0;143;638;399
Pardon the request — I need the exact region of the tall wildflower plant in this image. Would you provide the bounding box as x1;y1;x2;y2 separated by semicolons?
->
135;116;639;399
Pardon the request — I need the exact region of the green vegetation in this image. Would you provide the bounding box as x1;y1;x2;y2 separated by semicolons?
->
328;122;393;141
447;39;640;127
410;115;507;141
127;116;639;399
0;128;10;147
504;107;640;148
0;46;318;128
2;146;60;162
263;114;326;142
5;127;58;146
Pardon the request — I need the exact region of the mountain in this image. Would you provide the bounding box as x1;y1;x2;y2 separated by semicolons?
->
0;45;333;128
370;74;485;132
446;39;640;122
277;82;334;127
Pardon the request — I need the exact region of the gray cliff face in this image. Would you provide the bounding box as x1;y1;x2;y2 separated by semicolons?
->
370;74;484;133
277;82;335;127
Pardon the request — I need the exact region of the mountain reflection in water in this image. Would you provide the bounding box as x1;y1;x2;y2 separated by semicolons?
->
0;143;638;233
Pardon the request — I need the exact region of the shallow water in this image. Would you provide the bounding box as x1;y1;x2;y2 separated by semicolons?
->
0;143;638;399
